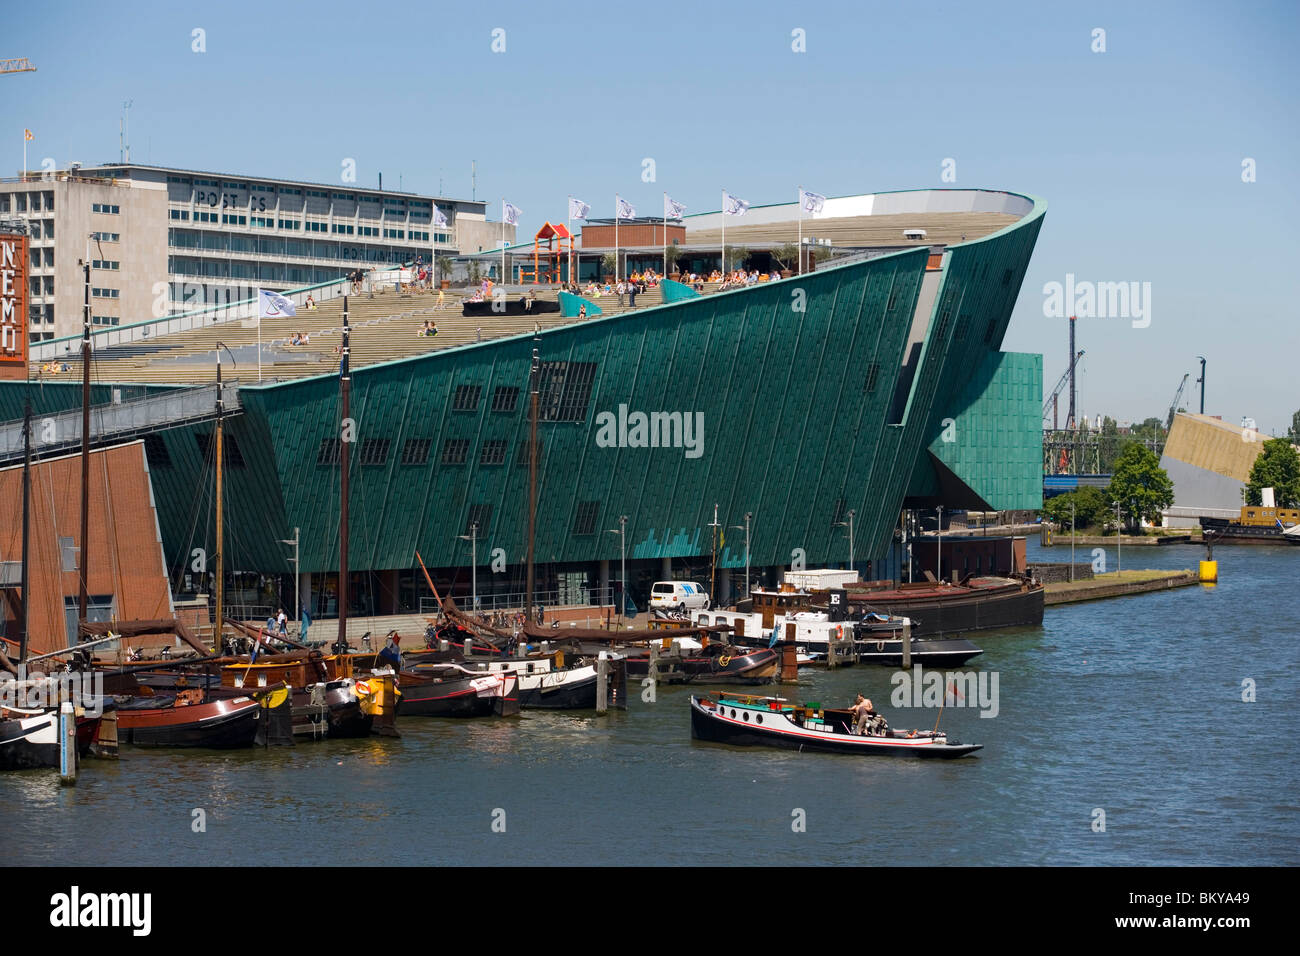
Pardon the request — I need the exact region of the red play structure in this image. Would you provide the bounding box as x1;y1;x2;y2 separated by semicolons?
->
520;221;574;284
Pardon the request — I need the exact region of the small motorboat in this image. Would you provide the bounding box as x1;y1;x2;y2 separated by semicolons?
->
689;693;982;758
624;642;779;684
853;635;983;667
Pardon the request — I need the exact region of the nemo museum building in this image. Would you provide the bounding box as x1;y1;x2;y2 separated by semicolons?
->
0;187;1045;620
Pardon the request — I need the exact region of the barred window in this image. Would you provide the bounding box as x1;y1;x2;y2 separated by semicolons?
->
1001;268;1013;286
886;289;897;311
491;386;519;413
983;318;998;344
317;439;341;465
955;313;970;340
864;362;880;393
400;438;431;465
538;361;597;423
933;308;951;341
831;497;845;528
360;438;390;466
479;439;507;466
452;384;482;411
441;438;470;465
516;439;542;467
573;500;599;536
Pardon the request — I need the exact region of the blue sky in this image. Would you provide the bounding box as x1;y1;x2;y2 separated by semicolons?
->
5;0;1298;434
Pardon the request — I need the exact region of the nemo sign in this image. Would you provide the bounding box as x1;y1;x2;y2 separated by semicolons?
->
1;231;28;368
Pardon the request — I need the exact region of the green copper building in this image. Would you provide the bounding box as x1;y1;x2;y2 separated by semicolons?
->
2;188;1045;618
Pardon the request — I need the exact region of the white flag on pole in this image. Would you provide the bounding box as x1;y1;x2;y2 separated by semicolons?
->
722;192;750;217
616;196;637;220
258;289;296;319
569;197;591;220
664;195;687;220
799;189;826;214
433;206;449;227
503;201;522;226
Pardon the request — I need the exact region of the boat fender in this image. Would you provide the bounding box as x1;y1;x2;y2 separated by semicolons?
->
876;641;885;652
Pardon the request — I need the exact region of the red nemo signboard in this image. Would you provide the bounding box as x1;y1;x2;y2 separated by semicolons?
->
1;231;28;369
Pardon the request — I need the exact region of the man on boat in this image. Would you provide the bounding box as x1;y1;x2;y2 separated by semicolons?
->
850;695;888;736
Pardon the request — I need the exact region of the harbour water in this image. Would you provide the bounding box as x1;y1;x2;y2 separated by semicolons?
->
3;541;1296;867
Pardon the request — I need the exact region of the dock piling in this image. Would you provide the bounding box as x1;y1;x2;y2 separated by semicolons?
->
59;702;77;786
596;651;609;714
902;620;911;669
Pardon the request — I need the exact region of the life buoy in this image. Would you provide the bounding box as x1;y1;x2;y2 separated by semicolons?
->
354;680;372;697
717;655;733;668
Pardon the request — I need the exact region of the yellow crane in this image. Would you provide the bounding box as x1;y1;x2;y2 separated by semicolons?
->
1;57;37;75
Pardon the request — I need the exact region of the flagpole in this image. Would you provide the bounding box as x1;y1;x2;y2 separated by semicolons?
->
662;191;667;278
720;188;725;275
257;292;263;382
501;198;505;286
567;195;572;286
614;194;619;284
797;185;803;275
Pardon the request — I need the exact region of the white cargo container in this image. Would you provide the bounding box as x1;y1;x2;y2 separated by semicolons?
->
783;568;858;590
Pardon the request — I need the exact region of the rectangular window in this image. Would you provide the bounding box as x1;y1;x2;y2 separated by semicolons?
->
538;361;597;423
516;439;541;467
92;259;120;270
441;438;470;465
573;501;599;536
359;438;390;466
91;203;120;214
60;536;77;572
491;386;519;413
400;437;431;465
170;209;190;220
479;440;507;466
143;433;171;468
91;288;120;298
864;362;880;393
452;384;482;411
91;231;119;242
317;438;341;465
251;216;274;228
278;219;300;230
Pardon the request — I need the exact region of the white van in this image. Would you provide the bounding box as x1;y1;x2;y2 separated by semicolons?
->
649;581;711;612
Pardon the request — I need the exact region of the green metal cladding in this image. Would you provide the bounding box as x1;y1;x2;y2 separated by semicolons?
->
4;191;1047;577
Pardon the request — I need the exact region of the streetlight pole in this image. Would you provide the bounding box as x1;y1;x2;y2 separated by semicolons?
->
459;522;479;610
1069;501;1075;583
936;505;944;584
731;512;752;603
835;509;856;577
279;526;300;627
607;516;627;623
1116;502;1122;574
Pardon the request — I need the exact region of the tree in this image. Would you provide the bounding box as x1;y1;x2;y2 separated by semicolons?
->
1244;437;1300;508
1289;409;1300;443
601;252;618;277
1043;486;1110;530
664;245;682;274
771;242;799;272
1106;442;1174;531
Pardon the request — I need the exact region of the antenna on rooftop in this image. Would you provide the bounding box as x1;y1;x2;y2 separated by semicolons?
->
120;100;133;163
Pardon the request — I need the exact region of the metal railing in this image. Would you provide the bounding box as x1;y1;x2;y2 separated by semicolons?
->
419;586;615;615
0;382;240;464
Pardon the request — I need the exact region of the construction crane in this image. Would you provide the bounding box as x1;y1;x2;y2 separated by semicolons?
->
1166;373;1189;431
1042;349;1086;430
1;57;37;75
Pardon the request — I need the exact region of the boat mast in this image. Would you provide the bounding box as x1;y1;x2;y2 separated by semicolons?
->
18;390;31;665
338;298;350;647
214;349;225;653
78;240;90;627
525;339;539;621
